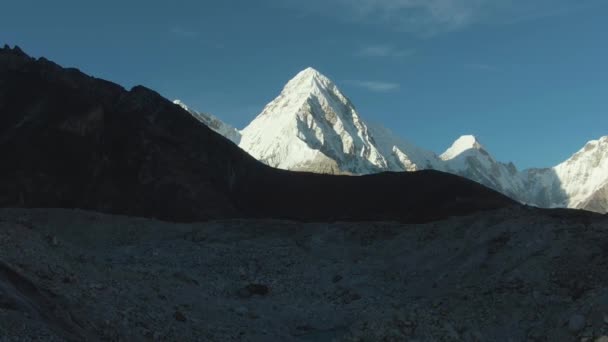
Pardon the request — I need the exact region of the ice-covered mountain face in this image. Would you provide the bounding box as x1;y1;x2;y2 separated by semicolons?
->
239;68;383;174
440;135;526;201
440;135;608;213
367;123;445;172
238;67;439;174
173;100;241;144
556;136;608;211
523;136;608;212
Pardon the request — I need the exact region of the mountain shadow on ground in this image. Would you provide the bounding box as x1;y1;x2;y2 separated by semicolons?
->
0;45;515;223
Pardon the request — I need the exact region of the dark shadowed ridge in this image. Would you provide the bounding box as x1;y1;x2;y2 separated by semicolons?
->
0;45;516;223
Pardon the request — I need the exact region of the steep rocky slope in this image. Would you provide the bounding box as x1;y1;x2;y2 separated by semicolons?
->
0;45;249;221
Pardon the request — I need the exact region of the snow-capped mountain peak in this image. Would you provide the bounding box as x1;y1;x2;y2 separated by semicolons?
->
439;134;527;200
239;67;389;174
440;135;484;160
277;67;335;98
287;67;326;84
263;67;352;118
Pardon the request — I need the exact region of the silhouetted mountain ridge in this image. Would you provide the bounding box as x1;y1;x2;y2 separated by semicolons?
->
0;45;515;223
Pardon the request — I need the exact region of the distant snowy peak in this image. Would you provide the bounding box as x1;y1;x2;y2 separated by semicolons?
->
440;135;485;160
257;67;338;116
239;67;388;174
440;135;496;174
253;67;354;123
283;67;336;93
439;135;525;201
173;100;241;144
552;136;608;209
241;68;507;175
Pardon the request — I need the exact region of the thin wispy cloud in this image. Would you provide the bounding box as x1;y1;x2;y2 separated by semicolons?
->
277;0;600;36
344;80;400;92
278;0;499;35
356;44;416;58
169;27;199;39
465;63;499;71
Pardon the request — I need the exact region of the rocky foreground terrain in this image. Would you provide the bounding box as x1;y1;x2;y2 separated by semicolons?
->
1;207;608;341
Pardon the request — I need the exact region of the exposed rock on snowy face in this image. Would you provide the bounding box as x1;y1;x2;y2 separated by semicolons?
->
0;46;514;223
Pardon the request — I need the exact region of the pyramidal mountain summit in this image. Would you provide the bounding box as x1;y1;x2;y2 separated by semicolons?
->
176;67;608;213
178;67;442;174
239;67;446;174
239;67;387;174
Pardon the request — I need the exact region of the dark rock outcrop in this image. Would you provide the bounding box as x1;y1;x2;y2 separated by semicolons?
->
0;45;516;223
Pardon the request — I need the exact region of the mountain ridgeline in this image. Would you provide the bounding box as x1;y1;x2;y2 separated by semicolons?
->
178;68;608;214
0;45;515;222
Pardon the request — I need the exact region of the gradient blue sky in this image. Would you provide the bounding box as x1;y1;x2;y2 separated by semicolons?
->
2;0;607;169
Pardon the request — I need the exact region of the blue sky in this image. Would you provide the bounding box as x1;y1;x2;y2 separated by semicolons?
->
2;0;607;169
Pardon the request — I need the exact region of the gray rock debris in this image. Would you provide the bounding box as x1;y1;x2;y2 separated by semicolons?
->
0;207;607;341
